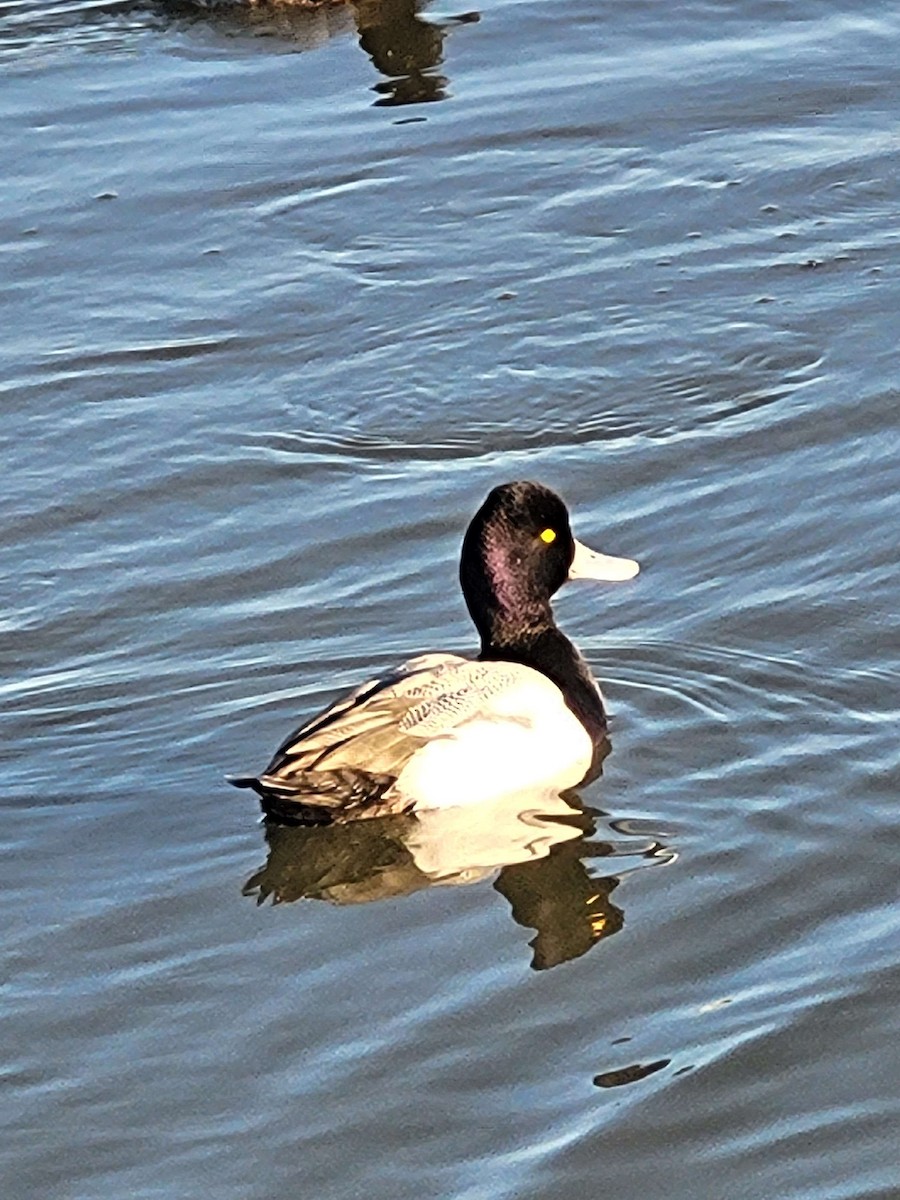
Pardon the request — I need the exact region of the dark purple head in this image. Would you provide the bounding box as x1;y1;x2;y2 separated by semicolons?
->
459;481;639;650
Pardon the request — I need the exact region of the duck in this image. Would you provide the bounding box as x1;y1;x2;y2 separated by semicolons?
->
230;480;639;823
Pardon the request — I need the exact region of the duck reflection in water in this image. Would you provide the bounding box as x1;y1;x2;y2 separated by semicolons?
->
244;789;671;970
174;0;480;107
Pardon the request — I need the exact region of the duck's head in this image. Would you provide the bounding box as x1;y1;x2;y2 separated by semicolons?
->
460;481;638;647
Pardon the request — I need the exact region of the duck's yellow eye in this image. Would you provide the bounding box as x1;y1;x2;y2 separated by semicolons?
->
539;528;557;544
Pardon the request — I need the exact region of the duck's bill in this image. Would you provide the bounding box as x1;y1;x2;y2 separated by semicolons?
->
568;538;640;582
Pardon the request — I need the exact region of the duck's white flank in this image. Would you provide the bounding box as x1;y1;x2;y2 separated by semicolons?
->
388;661;595;809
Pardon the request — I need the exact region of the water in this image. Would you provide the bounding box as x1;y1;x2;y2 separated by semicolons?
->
1;1;898;1197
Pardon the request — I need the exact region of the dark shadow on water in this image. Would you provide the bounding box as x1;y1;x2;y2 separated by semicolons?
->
243;792;673;970
593;1058;671;1088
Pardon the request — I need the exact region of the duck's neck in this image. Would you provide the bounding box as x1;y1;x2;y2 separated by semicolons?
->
477;622;609;746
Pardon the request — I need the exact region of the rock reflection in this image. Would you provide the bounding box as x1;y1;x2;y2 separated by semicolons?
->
244;792;671;970
170;0;480;107
356;0;449;106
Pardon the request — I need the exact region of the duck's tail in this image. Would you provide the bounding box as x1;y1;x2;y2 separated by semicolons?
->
226;768;405;825
227;775;263;792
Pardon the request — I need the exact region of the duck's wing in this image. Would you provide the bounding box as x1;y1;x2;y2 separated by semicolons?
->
265;652;467;770
250;653;467;787
244;655;535;817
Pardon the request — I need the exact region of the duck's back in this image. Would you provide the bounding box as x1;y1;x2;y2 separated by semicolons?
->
265;652;469;777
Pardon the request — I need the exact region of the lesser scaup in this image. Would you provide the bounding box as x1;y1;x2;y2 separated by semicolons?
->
231;481;638;822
